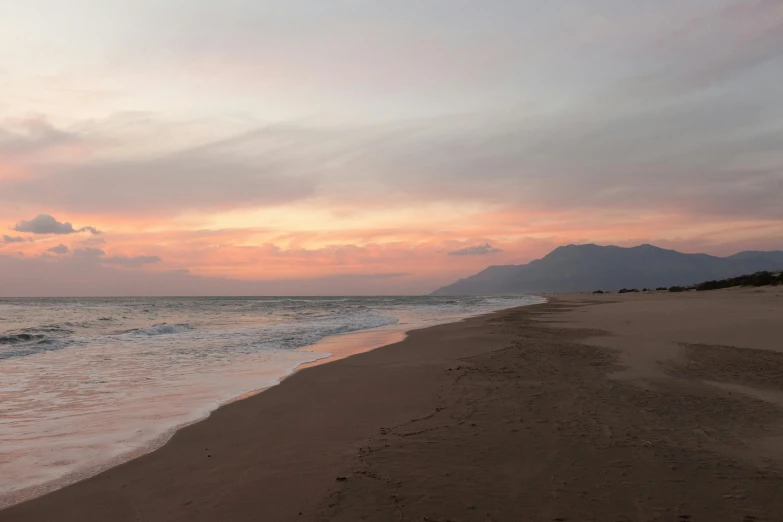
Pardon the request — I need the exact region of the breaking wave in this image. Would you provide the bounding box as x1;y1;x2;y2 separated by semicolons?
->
129;324;192;336
0;333;47;344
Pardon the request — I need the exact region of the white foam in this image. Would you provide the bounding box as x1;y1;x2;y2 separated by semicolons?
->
0;342;326;507
130;323;191;336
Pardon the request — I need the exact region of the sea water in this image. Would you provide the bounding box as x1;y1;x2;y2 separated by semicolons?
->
0;295;542;504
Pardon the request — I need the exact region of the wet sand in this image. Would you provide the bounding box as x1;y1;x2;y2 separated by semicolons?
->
3;287;783;521
297;326;407;371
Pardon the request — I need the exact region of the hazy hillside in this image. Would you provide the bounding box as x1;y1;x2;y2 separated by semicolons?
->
432;244;783;295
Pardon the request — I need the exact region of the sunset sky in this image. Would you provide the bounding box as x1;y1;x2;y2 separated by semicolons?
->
1;0;782;295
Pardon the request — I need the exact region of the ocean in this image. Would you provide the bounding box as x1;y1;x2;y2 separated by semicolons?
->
0;295;542;505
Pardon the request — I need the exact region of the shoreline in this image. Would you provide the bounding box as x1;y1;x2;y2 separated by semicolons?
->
4;288;783;521
0;301;538;510
0;318;400;509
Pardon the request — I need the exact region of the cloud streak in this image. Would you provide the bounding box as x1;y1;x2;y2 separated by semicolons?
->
0;254;425;297
102;255;162;268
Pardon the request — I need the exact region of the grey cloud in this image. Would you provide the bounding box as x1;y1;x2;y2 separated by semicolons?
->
654;0;783;93
72;247;106;259
2;235;26;243
102;255;162;268
47;244;69;254
598;2;772;103
1;125;320;214
69;248;162;269
13;214;101;235
3;94;783;222
449;244;503;256
0;118;78;156
336;92;783;220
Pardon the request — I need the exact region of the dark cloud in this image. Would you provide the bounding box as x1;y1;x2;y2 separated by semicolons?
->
448;244;503;256
102;255;162;268
46;244;69;254
2;235;26;243
13;214;101;235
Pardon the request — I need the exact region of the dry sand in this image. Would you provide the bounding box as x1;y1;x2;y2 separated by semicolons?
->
3;287;783;521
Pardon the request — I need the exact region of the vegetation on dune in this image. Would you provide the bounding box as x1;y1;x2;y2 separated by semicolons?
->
593;271;782;295
668;271;782;293
694;271;783;291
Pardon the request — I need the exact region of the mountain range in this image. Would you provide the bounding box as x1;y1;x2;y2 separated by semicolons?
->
431;244;783;295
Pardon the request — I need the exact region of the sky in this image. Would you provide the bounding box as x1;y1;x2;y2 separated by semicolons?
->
1;0;782;296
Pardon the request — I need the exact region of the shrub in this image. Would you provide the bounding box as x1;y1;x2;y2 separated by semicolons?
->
695;271;781;291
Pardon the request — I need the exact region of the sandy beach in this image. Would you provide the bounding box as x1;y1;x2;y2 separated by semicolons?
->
3;287;783;521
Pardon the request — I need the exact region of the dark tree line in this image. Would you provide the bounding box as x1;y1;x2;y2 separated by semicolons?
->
592;271;782;294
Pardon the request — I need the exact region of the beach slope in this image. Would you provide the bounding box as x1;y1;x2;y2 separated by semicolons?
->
3;287;783;521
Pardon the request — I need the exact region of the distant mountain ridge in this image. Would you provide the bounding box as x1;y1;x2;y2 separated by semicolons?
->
431;244;783;295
